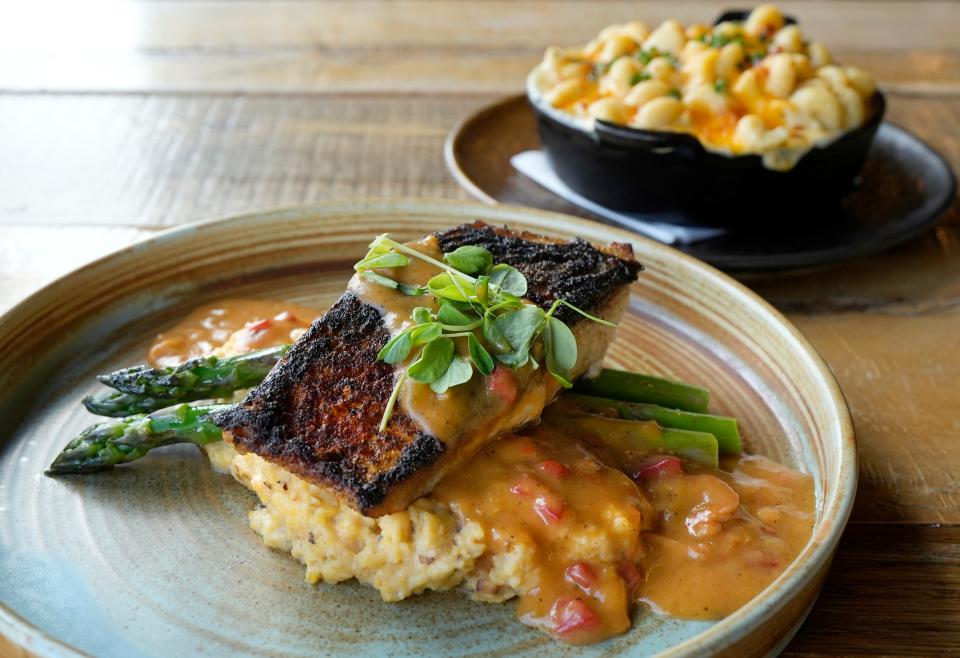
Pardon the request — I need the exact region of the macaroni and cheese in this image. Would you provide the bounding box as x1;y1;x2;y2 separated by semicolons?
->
528;5;878;170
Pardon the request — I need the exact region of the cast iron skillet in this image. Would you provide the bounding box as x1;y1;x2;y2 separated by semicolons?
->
529;10;886;227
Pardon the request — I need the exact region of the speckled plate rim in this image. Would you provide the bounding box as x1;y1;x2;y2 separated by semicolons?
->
0;199;857;658
443;94;957;273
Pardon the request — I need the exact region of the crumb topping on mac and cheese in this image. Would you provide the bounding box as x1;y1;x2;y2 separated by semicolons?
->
529;5;877;170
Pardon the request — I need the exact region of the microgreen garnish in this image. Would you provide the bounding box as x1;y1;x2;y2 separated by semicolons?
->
443;245;493;275
354;234;617;432
468;334;495;375
487;263;527;296
361;271;426;296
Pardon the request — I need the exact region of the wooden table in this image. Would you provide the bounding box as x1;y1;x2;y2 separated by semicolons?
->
1;2;957;654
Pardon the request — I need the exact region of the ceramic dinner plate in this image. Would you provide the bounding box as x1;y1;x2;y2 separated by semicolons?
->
445;95;957;274
0;200;855;658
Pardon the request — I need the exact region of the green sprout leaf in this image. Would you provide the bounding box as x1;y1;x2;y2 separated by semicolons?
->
543;316;577;388
427;272;476;302
379;370;407;434
378;325;416;364
362;271;400;289
468;334;495;375
361;271;425;296
377;322;441;365
443;246;493;276
407;337;455;383
354;251;410;272
548;299;616;327
475;275;490;305
367;234;394;252
488;264;527;297
437;301;477;327
399;283;427;296
493;305;545;367
411;307;433;324
444;299;478;313
482;314;512;353
429;357;474;394
410;322;442;346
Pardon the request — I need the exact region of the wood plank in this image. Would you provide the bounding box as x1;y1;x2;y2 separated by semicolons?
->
0;50;954;96
789;312;960;524
0;93;956;230
0;1;957;94
784;524;960;656
0;94;478;228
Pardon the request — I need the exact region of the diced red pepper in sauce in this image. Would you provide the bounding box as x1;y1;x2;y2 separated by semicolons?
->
564;562;597;591
430;424;815;645
146;299;316;367
486;365;517;407
512;438;539;458
632;455;683;481
534;494;565;525
550;597;600;636
538;460;571;478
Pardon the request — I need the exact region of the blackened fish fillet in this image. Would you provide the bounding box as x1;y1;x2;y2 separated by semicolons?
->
216;222;641;516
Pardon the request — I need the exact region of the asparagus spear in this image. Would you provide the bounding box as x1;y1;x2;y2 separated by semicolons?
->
83;345;289;417
45;404;230;475
573;368;710;413
561;393;741;453
82;391;188;417
543;409;719;467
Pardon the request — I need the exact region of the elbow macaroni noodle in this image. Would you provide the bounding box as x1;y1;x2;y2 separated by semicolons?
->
529;4;877;171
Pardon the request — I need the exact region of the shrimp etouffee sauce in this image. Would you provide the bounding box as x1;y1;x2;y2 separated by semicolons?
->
155;301;814;646
434;426;814;644
148;298;316;366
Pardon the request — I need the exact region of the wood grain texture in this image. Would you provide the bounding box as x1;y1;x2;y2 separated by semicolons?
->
785;524;960;656
790;312;960;524
0;94;476;228
0;1;958;94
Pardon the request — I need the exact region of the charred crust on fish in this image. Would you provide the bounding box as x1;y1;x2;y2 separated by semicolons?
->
216;293;445;513
434;222;642;323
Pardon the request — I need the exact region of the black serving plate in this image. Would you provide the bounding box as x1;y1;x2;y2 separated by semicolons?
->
445;95;957;274
675;122;956;271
